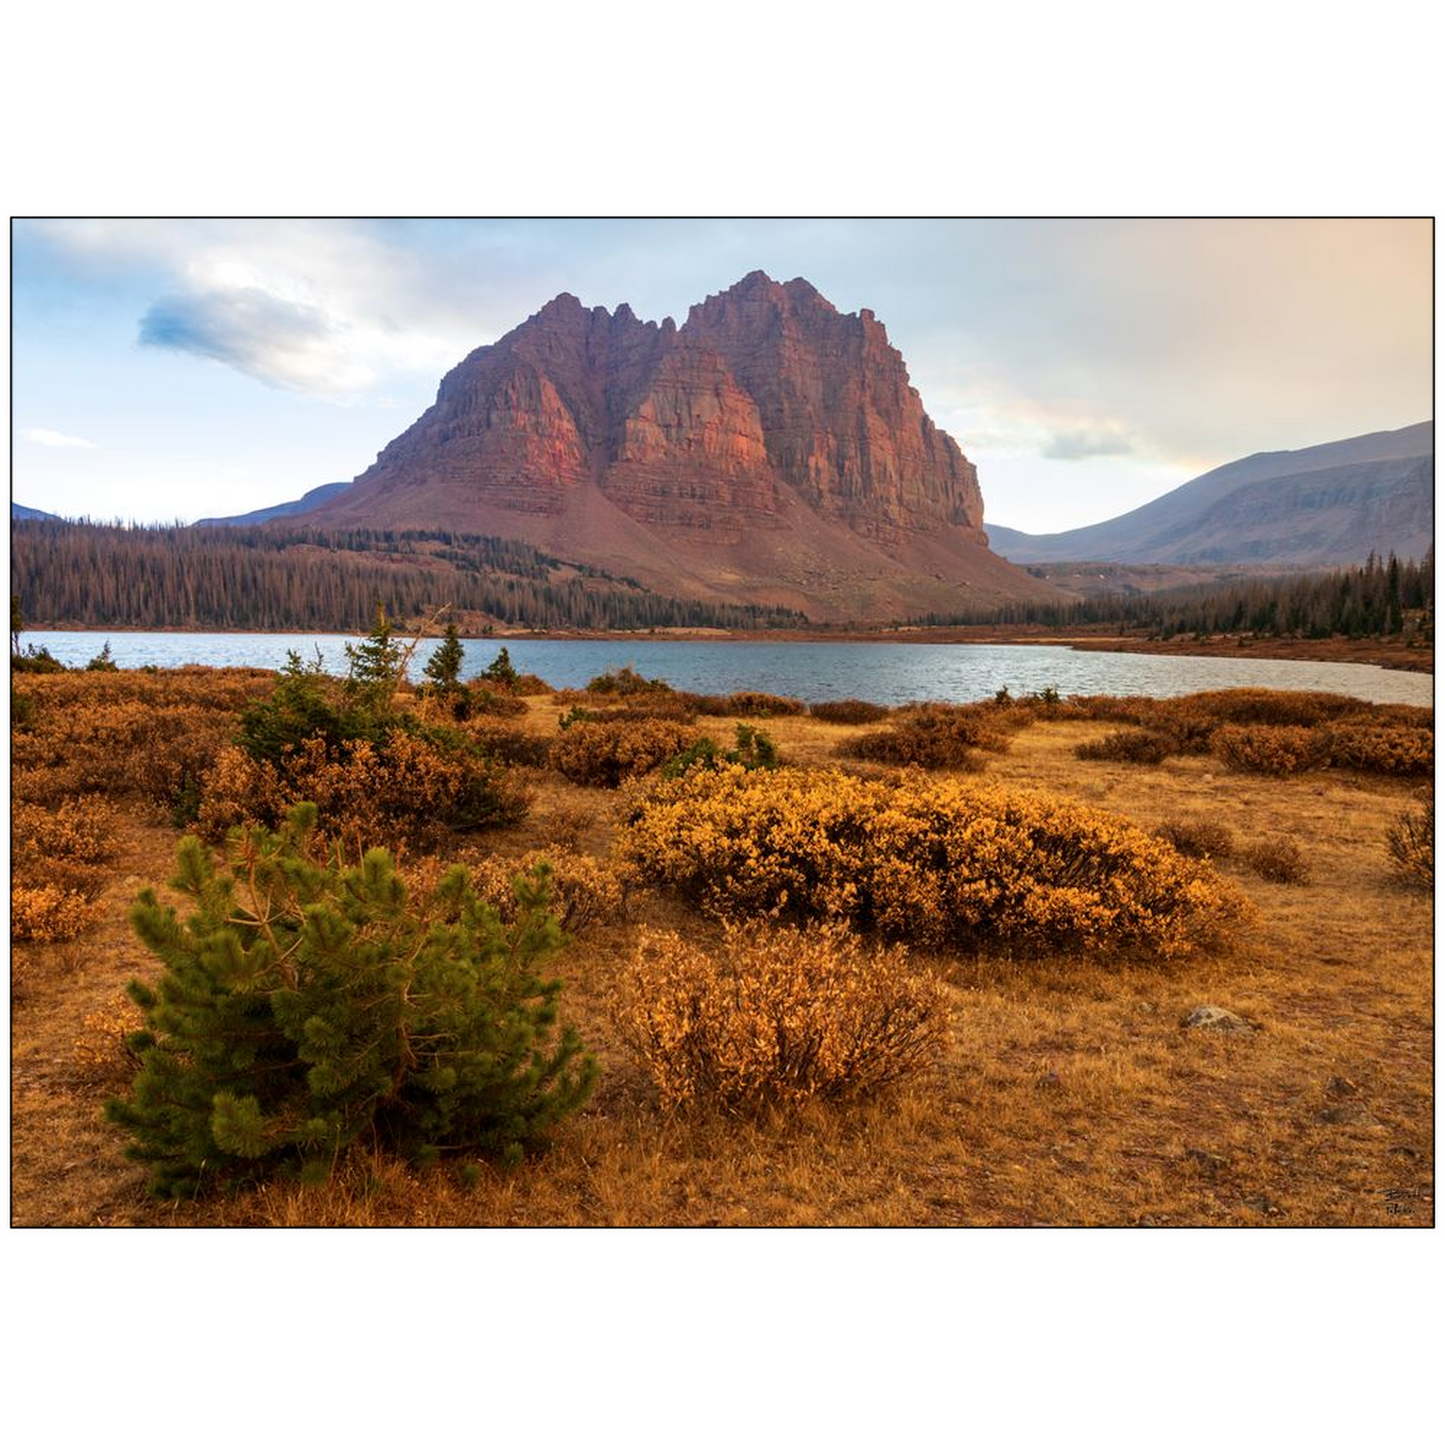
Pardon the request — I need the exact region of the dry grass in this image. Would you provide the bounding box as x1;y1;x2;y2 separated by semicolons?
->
10;682;1433;1227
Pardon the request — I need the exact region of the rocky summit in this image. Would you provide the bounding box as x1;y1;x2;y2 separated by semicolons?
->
306;272;1050;621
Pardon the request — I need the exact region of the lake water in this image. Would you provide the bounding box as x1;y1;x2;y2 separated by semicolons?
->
21;631;1434;708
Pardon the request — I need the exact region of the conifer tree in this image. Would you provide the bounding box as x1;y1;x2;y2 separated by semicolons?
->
343;605;404;714
106;804;597;1196
424;622;466;690
421;621;469;718
483;645;519;690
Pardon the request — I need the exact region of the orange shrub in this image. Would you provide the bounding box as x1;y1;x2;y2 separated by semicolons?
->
73;996;146;1083
550;718;702;787
1212;724;1324;775
810;698;892;725
462;721;552;767
460;685;528;718
617;921;950;1111
11;883;103;943
1385;805;1432;888
1320;723;1433;776
198;730;529;852
1075;730;1176;765
1156;819;1234;860
840;706;1006;770
622;766;1251;958
1361;703;1433;731
1058;694;1161;726
693;691;807;718
1173;689;1362;728
584;666;673;697
11;795;121;944
1241;838;1311;884
10;670;260;816
467;848;631;933
11;795;120;863
562;699;698;725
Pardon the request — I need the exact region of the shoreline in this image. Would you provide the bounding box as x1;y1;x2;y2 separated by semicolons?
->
26;622;1434;675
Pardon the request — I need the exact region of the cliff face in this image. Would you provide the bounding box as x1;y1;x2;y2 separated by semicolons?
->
681;272;983;542
310;273;1042;621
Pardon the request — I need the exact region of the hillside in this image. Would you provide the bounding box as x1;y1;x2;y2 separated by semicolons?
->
195;482;352;528
987;422;1433;566
9;519;805;633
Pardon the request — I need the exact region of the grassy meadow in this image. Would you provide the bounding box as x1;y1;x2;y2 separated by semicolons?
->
9;661;1434;1226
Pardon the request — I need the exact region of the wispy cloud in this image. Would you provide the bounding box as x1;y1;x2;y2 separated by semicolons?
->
1041;427;1133;460
140;287;375;394
21;427;98;449
31;219;509;398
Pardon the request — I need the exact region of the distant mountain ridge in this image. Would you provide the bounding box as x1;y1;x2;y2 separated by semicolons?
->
11;502;60;522
196;482;352;528
289;271;1053;622
987;422;1433;566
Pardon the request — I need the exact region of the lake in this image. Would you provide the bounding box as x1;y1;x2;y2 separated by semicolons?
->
20;631;1435;708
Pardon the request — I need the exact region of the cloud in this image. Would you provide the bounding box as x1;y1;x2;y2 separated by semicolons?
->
1040;427;1133;460
28;219;520;397
21;427;97;449
139;287;377;394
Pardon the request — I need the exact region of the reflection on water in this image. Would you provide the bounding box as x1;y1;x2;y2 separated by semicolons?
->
22;632;1434;708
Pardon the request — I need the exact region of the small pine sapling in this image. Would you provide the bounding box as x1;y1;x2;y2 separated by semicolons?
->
482;646;520;691
423;623;469;716
106;804;597;1196
343;606;405;714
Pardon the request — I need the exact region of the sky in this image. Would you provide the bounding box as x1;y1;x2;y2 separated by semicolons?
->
10;217;1433;534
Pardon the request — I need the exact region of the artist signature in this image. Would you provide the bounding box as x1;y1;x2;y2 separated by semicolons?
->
1383;1186;1431;1217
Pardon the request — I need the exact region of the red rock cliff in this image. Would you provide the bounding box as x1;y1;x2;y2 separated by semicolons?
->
309;274;1037;620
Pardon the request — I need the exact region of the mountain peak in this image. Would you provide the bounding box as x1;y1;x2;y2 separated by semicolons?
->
729;268;778;295
300;275;1034;622
533;291;587;320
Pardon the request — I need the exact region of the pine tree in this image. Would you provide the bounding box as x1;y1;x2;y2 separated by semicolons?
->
421;621;469;719
106;805;597;1196
424;622;466;689
483;645;519;691
343;605;404;714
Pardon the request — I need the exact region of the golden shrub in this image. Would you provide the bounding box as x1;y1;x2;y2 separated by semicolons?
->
468;848;631;933
198;731;529;852
1241;838;1311;885
563;698;699;725
11;883;103;943
551;718;702;787
622;766;1251;958
74;996;147;1082
1059;694;1161;726
1155;818;1234;860
10;684;242;814
693;691;807;718
1362;703;1433;731
461;685;528;718
1211;724;1323;775
11;795;121;863
810;698;893;725
1173;689;1361;728
617;921;950;1111
1320;723;1433;776
1385;806;1432;888
1075;730;1176;765
11;795;119;944
840;706;1005;770
460;721;552;767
